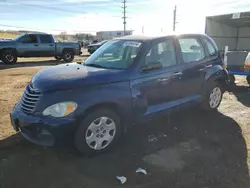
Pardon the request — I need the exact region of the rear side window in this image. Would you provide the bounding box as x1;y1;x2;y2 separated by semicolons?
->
39;35;53;43
204;38;216;56
20;35;38;43
178;38;205;63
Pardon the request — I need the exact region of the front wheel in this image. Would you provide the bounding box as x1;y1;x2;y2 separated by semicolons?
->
62;50;74;63
74;108;122;156
1;49;17;64
201;82;223;111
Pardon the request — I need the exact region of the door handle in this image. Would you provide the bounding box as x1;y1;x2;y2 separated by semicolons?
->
49;44;54;46
205;64;212;68
198;68;205;71
173;72;183;76
157;78;169;82
34;44;39;47
173;72;182;80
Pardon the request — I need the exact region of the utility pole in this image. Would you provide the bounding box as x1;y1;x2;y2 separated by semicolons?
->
173;5;177;32
122;0;127;36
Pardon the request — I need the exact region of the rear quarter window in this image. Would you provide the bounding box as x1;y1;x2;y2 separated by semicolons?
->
204;38;217;56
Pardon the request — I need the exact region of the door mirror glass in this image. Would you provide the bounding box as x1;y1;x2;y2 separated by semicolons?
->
141;61;162;72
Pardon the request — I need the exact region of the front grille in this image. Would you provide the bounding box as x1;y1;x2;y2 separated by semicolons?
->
20;84;41;114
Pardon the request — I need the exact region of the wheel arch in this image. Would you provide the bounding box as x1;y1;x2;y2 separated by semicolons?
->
0;48;17;57
62;48;75;54
77;102;128;132
205;65;229;89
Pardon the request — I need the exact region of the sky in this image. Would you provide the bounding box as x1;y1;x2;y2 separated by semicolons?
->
0;0;250;36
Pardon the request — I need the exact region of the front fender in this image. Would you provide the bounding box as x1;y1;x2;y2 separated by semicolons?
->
38;81;133;126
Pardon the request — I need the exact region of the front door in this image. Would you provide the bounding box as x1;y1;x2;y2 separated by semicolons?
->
131;37;183;118
17;34;40;57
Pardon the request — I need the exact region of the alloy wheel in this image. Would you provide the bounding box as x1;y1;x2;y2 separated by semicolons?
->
209;87;222;108
85;117;116;150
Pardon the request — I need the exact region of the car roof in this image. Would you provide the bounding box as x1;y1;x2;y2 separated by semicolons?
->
25;32;50;35
115;33;209;42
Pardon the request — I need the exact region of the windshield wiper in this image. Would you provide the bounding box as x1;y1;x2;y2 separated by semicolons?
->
85;63;123;70
85;63;106;68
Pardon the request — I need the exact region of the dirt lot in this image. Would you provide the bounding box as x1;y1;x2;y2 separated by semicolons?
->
0;59;250;188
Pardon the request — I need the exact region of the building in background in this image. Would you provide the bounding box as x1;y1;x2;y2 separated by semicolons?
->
96;30;133;40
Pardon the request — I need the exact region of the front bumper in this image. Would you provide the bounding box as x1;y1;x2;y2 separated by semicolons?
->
10;103;78;147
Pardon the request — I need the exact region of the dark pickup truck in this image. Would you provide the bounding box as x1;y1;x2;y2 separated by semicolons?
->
87;40;108;54
10;34;229;156
0;33;82;64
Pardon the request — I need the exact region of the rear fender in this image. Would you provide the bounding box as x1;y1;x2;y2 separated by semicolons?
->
205;65;228;81
204;65;229;90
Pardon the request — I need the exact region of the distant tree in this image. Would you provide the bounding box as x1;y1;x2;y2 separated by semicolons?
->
60;32;68;41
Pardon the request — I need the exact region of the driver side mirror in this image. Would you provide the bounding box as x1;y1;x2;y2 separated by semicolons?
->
141;61;162;72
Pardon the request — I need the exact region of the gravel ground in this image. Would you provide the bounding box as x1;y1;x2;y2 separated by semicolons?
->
0;59;250;188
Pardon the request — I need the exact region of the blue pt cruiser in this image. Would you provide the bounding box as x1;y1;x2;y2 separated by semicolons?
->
10;34;229;155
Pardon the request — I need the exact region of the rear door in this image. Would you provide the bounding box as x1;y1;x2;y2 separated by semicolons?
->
176;36;207;100
131;37;184;117
201;36;223;69
37;35;55;56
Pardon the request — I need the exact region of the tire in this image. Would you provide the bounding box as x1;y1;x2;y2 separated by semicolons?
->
62;50;74;63
74;108;122;156
246;76;250;86
201;81;223;111
229;74;236;85
1;49;17;64
54;56;62;61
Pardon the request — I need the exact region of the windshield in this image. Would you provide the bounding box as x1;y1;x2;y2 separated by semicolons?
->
84;40;142;70
14;33;25;41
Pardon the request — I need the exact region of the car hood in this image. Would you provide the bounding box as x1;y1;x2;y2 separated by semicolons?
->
31;63;130;92
0;40;16;45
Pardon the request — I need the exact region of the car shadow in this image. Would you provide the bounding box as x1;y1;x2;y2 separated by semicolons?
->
228;84;250;107
0;109;249;188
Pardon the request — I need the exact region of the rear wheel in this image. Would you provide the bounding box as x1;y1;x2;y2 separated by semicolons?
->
62;50;74;63
1;49;17;64
54;56;62;61
201;82;223;111
229;74;236;85
74;108;122;156
246;76;250;86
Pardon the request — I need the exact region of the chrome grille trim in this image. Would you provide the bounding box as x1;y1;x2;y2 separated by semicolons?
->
20;84;41;114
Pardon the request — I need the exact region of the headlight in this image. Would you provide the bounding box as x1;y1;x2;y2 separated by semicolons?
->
43;102;77;117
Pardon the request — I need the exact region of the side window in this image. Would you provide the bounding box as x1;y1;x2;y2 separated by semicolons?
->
204;38;216;56
145;39;176;68
178;38;205;63
39;35;53;43
20;35;38;43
